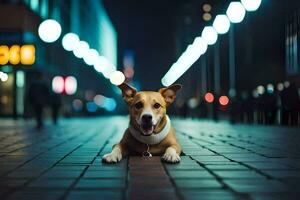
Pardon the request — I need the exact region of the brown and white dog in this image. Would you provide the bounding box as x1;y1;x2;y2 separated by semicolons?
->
102;83;182;163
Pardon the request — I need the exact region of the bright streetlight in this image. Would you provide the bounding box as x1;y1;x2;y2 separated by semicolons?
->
201;26;218;45
213;15;231;34
226;2;246;23
73;41;89;59
38;19;62;43
62;33;79;51
241;0;262;12
83;49;99;66
109;70;125;85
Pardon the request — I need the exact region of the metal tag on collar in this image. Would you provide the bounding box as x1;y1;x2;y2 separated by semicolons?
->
142;151;152;157
142;144;152;157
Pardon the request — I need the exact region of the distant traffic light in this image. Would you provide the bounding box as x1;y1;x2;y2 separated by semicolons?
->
219;96;229;106
204;92;214;103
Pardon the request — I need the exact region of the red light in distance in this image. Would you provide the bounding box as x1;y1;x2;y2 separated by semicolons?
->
204;92;214;103
219;96;229;106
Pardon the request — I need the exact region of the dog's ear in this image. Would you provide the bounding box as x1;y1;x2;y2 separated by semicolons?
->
118;83;137;105
159;84;182;106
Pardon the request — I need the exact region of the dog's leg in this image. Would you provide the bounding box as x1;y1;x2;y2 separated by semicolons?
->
102;144;123;163
162;145;181;163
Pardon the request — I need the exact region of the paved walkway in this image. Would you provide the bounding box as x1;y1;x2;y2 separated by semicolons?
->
0;117;299;200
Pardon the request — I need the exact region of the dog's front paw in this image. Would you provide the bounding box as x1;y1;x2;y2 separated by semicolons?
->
102;148;122;163
162;147;180;163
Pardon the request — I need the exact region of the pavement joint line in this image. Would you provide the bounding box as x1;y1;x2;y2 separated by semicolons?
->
194;139;276;180
162;160;184;200
179;130;282;182
0;134;79;178
0;129;101;200
0;135;79;178
188;155;253;200
0;135;55;158
124;156;129;200
175;132;251;199
58;128;117;200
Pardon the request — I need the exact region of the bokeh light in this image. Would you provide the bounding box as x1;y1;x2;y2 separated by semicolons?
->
65;76;77;95
38;19;62;43
73;41;89;59
257;85;265;95
226;2;246;23
267;84;274;93
83;49;99;66
213;15;230;34
204;92;214;103
201;26;218;45
72;99;83;112
62;33;80;51
86;102;98;112
219;96;229;106
52;76;64;94
94;94;105;106
277;83;284;91
0;71;8;82
109;70;125;85
241;0;262;12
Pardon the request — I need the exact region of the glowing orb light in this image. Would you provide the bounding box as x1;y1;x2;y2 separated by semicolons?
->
65;76;77;95
226;2;246;23
62;33;80;51
52;76;64;94
241;0;262;12
38;19;62;43
83;49;99;66
73;41;89;59
201;26;218;45
204;92;214;103
219;96;229;106
109;70;125;85
213;15;231;34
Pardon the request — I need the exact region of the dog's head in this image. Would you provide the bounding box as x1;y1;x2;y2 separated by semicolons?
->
118;83;182;136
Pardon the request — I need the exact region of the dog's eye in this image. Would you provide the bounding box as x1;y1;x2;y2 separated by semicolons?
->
153;103;161;109
134;102;143;109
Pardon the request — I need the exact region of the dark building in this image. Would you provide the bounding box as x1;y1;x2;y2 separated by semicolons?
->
0;0;118;117
173;0;300;103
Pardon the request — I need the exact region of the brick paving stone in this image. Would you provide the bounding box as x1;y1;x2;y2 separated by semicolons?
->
74;179;126;189
1;117;300;200
213;170;266;179
174;179;222;189
65;190;123;200
27;178;75;189
83;170;126;179
168;170;215;179
180;189;239;200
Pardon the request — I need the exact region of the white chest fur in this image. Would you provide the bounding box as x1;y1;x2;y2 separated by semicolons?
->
129;115;171;145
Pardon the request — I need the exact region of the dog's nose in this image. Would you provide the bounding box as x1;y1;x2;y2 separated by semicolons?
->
142;114;152;123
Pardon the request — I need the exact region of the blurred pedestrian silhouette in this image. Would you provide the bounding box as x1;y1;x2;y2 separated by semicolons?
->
280;82;300;125
50;92;62;125
28;72;50;130
264;90;277;124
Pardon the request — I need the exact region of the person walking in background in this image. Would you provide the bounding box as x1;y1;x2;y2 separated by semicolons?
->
28;72;50;130
280;82;300;126
50;92;62;125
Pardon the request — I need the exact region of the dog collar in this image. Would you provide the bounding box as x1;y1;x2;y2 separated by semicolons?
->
129;115;171;145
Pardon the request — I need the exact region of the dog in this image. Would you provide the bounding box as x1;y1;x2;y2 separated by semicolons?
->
102;83;182;163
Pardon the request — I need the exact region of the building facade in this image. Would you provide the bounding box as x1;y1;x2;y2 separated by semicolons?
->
0;0;117;117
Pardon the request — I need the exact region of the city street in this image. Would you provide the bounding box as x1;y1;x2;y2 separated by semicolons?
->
0;117;299;200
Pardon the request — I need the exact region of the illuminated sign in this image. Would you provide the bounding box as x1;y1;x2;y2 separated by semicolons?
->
0;45;35;65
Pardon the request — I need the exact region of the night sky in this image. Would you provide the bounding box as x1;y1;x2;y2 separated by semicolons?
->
103;0;300;93
103;0;182;90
